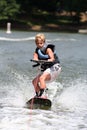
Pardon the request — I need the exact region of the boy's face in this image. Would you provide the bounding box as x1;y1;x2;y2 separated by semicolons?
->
35;38;44;48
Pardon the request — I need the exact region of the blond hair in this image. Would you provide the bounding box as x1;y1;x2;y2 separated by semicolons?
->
35;33;45;43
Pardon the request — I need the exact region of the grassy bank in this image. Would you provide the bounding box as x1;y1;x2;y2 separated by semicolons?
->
0;12;87;32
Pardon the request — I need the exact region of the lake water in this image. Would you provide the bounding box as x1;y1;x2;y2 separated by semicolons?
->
0;30;87;130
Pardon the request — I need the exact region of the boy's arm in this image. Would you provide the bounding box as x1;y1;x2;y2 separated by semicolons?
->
33;52;38;60
46;48;54;61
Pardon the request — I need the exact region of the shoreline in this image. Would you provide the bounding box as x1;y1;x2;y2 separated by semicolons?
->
0;22;87;33
0;12;87;33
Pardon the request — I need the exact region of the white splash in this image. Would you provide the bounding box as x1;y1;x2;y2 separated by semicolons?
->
58;79;87;111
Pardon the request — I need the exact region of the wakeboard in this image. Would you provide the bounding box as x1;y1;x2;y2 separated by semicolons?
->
26;97;52;110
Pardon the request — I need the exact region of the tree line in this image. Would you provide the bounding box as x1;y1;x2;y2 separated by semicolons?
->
0;0;87;22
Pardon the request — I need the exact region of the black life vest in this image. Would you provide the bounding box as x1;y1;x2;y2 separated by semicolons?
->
35;43;60;71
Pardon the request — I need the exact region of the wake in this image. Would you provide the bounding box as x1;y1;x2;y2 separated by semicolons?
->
0;36;34;41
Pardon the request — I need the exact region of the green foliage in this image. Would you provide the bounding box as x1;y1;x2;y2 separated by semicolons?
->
29;0;58;12
0;0;20;20
61;0;87;12
0;0;87;24
17;0;58;14
59;0;87;23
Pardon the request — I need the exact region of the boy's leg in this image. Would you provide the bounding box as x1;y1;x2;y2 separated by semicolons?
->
32;75;41;96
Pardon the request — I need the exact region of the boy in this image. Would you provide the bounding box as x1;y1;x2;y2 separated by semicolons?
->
32;33;61;98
